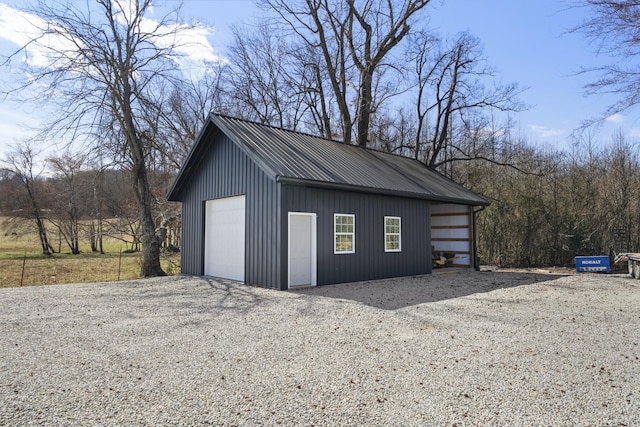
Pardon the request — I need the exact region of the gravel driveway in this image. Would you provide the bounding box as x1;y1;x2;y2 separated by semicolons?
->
1;270;638;426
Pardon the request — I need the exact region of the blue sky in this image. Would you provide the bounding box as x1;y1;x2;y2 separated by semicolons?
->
430;0;640;146
1;0;638;159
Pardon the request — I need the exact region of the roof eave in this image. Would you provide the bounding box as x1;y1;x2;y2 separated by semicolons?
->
276;176;490;206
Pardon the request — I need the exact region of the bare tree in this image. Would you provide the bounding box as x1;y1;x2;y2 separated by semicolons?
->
1;0;214;276
225;21;339;138
157;63;231;170
408;31;524;171
47;152;90;255
571;0;640;121
345;0;432;147
263;0;431;146
264;1;351;141
227;23;310;130
4;141;55;255
296;44;337;138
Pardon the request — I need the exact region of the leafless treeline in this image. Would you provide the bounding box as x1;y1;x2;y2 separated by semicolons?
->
461;131;640;267
0;145;180;256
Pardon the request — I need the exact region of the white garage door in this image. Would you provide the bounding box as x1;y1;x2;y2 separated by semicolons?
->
204;195;246;281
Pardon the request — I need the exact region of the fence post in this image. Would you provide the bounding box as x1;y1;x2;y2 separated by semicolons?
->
117;246;122;281
20;251;27;287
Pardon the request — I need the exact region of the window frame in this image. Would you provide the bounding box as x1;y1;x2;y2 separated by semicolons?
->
334;213;355;254
384;216;402;253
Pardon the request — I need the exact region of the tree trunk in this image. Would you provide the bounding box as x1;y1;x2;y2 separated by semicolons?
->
34;214;53;255
313;64;332;138
89;222;98;252
29;190;53;255
131;143;165;277
356;69;373;147
98;216;104;255
305;0;352;144
428;45;461;168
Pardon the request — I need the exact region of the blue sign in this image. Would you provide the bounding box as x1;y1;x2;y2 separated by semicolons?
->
575;256;611;273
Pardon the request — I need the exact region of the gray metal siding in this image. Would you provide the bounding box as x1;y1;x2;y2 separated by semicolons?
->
179;134;280;288
281;185;432;288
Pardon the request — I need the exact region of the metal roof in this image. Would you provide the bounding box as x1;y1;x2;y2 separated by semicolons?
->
167;114;490;206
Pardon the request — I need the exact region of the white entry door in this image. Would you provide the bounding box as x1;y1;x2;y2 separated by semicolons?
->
204;196;246;281
288;213;317;287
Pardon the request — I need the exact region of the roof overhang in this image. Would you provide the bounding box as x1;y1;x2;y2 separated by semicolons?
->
276;176;491;206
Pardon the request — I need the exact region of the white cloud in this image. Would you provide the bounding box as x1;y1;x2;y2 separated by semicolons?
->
158;22;227;80
0;3;77;68
0;2;223;78
605;113;624;124
111;0;224;78
528;125;564;138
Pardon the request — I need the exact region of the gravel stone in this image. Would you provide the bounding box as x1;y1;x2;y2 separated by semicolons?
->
0;270;638;426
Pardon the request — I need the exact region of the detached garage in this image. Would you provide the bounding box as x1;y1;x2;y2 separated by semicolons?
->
167;114;489;290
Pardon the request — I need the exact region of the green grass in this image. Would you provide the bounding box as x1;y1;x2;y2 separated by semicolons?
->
0;218;180;288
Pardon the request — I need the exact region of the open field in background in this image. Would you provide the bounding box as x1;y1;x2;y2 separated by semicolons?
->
0;218;179;288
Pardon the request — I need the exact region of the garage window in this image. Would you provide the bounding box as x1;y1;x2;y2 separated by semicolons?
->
384;216;401;252
334;214;355;254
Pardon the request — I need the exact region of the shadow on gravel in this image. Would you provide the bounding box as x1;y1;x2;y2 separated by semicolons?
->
200;277;268;312
289;270;568;310
117;277;269;317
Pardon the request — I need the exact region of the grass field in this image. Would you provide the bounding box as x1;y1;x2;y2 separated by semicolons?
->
0;218;180;288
